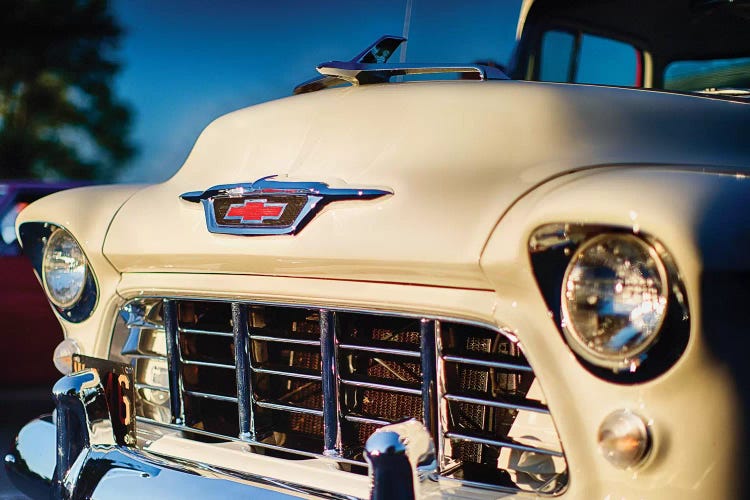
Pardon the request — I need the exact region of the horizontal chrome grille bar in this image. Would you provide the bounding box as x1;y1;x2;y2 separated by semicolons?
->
338;343;421;358
180;359;236;370
443;393;550;414
343;415;390;426
445;432;563;457
339;378;421;395
255;401;324;416
441;354;533;373
249;335;320;346
183;390;239;403
251;367;322;381
179;327;234;338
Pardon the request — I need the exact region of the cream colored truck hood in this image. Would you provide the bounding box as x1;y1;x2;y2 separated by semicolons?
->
104;80;750;288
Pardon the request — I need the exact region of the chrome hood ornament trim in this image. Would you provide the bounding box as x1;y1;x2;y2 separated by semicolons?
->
294;35;508;95
181;176;392;236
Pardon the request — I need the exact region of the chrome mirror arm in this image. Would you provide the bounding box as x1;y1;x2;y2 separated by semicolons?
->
364;419;437;500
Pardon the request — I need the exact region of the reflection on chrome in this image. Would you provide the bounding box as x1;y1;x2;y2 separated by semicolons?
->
365;419;436;500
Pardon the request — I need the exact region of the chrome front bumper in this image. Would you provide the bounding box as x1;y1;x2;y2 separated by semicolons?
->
5;416;314;499
4;366;434;500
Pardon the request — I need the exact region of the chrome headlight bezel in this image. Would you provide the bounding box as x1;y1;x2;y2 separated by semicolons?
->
529;223;690;383
18;222;99;323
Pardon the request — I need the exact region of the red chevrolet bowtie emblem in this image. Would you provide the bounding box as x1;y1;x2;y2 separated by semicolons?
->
224;199;287;223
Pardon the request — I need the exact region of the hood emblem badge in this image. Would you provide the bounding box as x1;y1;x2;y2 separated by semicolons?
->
181;176;392;236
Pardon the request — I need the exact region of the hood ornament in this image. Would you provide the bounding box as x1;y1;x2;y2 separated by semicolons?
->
181;176;392;236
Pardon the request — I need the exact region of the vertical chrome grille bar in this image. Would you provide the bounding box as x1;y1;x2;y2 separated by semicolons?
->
434;320;454;471
163;299;184;425
320;309;341;456
232;302;254;440
420;319;438;446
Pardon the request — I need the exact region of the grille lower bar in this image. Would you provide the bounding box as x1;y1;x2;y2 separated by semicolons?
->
132;298;567;494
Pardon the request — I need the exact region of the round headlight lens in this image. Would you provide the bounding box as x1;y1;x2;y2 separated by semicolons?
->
42;228;87;309
561;234;668;369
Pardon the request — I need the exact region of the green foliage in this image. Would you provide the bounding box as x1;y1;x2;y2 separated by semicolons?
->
0;0;135;180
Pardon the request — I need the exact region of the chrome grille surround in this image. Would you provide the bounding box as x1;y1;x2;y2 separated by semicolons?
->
110;297;568;494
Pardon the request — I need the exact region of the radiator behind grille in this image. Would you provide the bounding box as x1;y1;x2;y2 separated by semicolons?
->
114;298;567;494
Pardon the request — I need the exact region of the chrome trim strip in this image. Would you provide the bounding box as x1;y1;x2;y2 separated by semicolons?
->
136;416;234;442
249;335;320;346
163;299;184;424
130;294;507;338
444;432;563;457
441;354;533;372
251;366;322;381
180;359;236;370
320;310;341;456
232;302;254;440
339;379;421;396
344;415;390;426
184;390;239;403
255;401;324;416
442;394;550;414
337;343;420;358
180;326;234;338
420;319;437;446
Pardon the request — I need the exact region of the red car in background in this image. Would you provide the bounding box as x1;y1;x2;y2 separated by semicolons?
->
0;181;86;387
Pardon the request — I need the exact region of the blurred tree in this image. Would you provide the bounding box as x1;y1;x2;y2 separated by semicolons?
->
0;0;135;180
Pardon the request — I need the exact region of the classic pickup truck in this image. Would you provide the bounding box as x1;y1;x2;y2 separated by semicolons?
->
5;0;750;498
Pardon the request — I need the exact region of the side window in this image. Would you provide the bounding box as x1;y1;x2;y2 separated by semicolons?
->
576;34;639;86
538;30;641;87
539;31;576;82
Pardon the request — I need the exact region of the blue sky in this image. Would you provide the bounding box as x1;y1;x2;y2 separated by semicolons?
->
111;0;522;182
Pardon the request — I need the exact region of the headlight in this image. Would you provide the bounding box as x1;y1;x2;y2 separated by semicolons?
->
42;228;87;308
561;233;668;371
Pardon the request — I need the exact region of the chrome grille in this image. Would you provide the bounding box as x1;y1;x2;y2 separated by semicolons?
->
112;298;567;493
